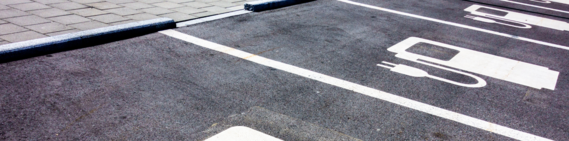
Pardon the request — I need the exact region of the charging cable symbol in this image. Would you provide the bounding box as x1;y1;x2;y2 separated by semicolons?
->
377;61;487;88
464;15;532;29
464;5;569;31
379;37;559;90
501;0;569;14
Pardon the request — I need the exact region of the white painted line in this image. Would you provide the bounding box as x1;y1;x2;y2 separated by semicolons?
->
377;61;488;88
176;10;252;27
337;0;569;51
502;0;569;14
388;37;559;90
205;126;282;141
159;29;553;141
465;5;569;31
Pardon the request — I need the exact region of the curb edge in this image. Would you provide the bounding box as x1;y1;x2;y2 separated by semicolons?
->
245;0;312;12
0;18;176;63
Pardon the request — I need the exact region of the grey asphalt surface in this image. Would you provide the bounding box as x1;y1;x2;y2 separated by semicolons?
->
1;0;569;140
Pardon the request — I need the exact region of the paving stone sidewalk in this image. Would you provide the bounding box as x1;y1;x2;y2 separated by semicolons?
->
0;0;254;45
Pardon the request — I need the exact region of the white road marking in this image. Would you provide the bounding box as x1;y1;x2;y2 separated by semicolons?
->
541;0;569;5
464;15;532;29
388;37;559;90
204;126;282;141
501;0;569;14
377;61;488;88
337;0;569;51
159;29;553;141
465;5;569;31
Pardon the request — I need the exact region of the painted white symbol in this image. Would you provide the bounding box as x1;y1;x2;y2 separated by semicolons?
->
501;0;569;14
464;5;569;31
379;37;559;90
205;126;282;141
161;29;553;140
377;61;487;87
464;15;532;28
525;0;569;5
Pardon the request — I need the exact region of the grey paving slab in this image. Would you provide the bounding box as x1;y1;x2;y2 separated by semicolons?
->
0;0;32;5
69;8;109;17
0;24;28;35
46;29;80;36
153;2;185;8
195;0;220;3
26;22;75;33
49;2;88;10
0;0;245;46
104;0;136;4
138;0;166;4
208;1;240;8
119;2;154;9
125;13;161;20
171;6;206;14
140;7;174;15
168;0;196;3
8;2;51;11
191;11;217;18
104;8;143;16
49;15;91;25
226;5;243;10
33;0;69;4
0;31;46;42
110;19;137;25
4;15;50;26
0;9;30;19
89;14;130;23
183;2;213;8
86;2;123;10
29;8;72;18
0;5;10;10
69;21;109;30
200;6;231;14
71;0;105;4
159;12;195;21
223;0;245;3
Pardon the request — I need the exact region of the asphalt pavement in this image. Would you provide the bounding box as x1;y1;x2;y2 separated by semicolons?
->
1;0;569;140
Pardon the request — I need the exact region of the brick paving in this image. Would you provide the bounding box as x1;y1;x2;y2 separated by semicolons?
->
0;0;254;45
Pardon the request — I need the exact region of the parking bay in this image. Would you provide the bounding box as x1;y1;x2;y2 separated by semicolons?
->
1;0;568;140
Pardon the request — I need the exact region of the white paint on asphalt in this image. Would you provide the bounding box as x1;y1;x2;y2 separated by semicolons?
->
377;61;487;88
465;5;569;31
337;0;569;51
159;29;553;141
464;15;532;29
388;37;559;90
204;126;282;141
537;0;569;5
501;0;569;14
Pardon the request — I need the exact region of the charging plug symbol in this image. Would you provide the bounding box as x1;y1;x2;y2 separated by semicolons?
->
377;61;487;88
